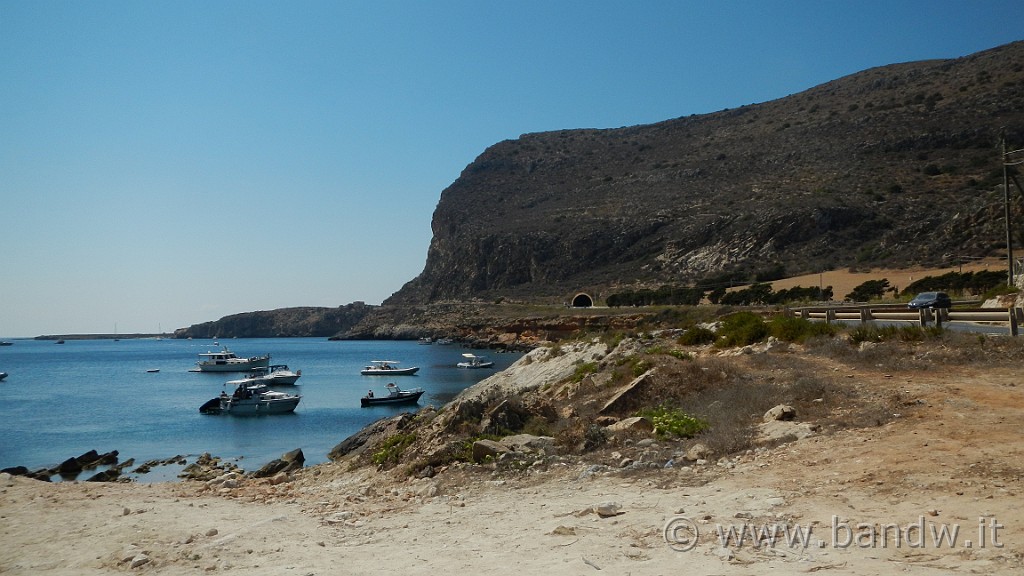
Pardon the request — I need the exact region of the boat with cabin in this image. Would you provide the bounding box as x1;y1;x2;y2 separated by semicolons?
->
199;382;300;415
360;360;420;376
191;347;271;372
456;353;494;369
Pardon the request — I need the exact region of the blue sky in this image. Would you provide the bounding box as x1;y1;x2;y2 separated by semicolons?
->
2;1;1022;337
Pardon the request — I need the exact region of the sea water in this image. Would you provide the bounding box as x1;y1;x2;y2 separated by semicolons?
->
0;338;521;481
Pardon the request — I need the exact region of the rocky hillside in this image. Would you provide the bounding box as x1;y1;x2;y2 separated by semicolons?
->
389;41;1024;306
173;303;374;339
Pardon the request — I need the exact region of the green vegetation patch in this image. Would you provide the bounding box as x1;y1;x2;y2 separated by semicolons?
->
371;433;417;466
636;405;709;439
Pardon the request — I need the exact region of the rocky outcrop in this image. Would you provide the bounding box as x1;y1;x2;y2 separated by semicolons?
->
389;41;1024;306
174;303;375;339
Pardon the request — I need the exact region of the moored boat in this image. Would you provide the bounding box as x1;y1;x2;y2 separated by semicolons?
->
456;353;494;369
199;382;300;415
360;360;420;376
361;383;424;407
191;347;271;372
229;364;302;386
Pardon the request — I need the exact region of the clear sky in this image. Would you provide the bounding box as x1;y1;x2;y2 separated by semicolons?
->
2;1;1021;337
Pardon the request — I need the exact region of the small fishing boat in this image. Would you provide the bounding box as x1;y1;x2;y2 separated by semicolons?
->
199;382;300;415
0;372;8;381
360;383;424;407
456;353;494;369
191;347;271;372
360;360;420;376
146;369;160;373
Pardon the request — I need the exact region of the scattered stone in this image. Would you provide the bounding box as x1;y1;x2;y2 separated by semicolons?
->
550;525;576;536
129;554;150;569
594;501;622;517
686;443;712;461
764;404;797;422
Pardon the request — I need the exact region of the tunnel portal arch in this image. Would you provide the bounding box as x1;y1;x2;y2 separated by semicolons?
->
571;293;594;308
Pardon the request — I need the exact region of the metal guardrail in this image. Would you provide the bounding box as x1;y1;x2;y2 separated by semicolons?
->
786;304;1022;336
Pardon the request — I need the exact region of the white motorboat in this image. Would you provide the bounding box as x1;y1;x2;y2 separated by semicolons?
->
230;364;302;386
191;347;271;372
456;353;494;369
360;360;420;376
199;383;300;415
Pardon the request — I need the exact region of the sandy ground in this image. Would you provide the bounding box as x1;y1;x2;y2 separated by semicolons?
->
2;357;1022;575
769;258;1010;301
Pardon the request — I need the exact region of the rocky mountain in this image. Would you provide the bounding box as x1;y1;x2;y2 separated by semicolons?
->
173;304;374;339
388;41;1024;306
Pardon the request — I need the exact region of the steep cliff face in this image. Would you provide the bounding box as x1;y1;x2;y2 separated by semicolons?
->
173;304;374;339
388;42;1024;305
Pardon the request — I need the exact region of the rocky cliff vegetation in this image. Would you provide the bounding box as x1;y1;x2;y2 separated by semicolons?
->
390;41;1024;306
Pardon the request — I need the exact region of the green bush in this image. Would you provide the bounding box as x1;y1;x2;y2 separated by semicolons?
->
848;324;941;344
678;325;717;346
716;311;769;347
371;433;417;466
769;315;837;343
637;406;710;439
571;361;599;383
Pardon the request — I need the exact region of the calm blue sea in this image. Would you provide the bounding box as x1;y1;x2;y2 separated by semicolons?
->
0;338;521;482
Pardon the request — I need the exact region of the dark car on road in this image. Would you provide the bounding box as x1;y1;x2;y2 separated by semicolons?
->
907;291;952;309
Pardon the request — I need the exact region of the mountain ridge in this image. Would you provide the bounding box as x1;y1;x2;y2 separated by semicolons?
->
387;41;1024;306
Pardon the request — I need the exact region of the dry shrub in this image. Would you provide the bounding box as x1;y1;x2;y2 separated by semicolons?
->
554;418;608;453
675;376;782;456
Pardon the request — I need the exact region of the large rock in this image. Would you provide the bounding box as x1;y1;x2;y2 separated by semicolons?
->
251;448;305;478
599;369;658;415
606;416;654;434
764;404;797;422
500;434;556;453
472;439;510;463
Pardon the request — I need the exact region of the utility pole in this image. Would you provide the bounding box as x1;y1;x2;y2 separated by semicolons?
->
1005;135;1024;286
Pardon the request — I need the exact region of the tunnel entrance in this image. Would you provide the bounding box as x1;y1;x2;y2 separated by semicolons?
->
571;293;594;308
